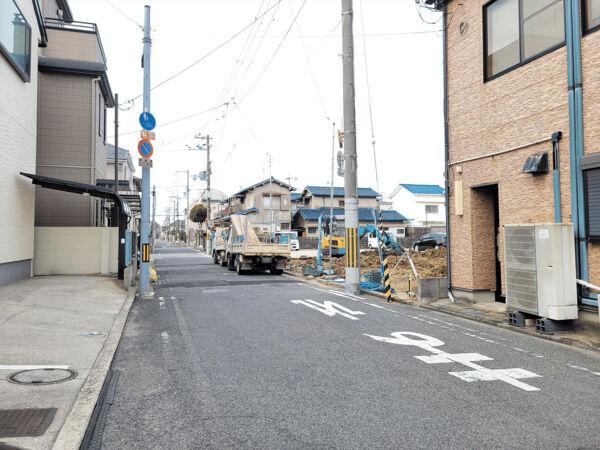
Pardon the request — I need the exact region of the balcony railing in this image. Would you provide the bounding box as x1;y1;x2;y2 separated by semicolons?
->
44;18;107;64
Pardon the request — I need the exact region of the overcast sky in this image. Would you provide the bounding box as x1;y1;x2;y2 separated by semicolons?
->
69;0;444;219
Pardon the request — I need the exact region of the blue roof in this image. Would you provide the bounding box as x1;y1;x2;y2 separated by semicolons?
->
305;186;380;198
399;184;445;195
291;192;302;201
296;207;408;222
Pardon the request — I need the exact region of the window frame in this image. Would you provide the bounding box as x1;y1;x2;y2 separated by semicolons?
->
0;0;32;82
582;0;600;35
425;204;439;214
483;0;566;82
583;167;600;241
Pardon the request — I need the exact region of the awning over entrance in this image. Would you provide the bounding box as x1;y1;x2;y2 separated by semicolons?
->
20;172;131;217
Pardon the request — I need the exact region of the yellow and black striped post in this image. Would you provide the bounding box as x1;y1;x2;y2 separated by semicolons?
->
382;255;392;302
345;227;358;269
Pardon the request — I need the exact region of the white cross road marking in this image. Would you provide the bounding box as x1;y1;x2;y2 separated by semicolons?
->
159;300;166;310
160;331;170;344
365;331;542;392
291;299;365;320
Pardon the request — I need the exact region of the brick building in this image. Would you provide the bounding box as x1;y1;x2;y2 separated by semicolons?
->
445;0;599;307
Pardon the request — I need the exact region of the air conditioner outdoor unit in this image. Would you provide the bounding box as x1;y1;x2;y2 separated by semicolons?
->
504;223;577;321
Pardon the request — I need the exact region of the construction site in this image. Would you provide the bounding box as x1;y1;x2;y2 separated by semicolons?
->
286;247;448;299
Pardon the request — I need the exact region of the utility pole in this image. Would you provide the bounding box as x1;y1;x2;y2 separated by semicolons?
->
139;5;152;295
330;121;335;271
194;134;212;253
185;171;190;245
267;153;274;236
114;93;119;194
151;185;156;245
342;0;360;294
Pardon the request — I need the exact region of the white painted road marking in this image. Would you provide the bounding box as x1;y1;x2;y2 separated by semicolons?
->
0;365;69;370
291;300;365;320
365;332;541;392
161;331;170;344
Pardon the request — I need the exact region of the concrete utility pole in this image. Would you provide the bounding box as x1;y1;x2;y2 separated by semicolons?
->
185;171;190;245
194;134;212;253
151;185;156;245
330;121;335;271
114;93;119;194
139;5;152;295
268;153;274;236
342;0;359;294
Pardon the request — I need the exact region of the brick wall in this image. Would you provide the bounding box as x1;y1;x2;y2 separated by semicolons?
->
445;0;600;296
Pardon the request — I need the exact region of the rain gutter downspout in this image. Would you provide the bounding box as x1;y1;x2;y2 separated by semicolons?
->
552;131;563;223
565;0;591;302
443;5;455;303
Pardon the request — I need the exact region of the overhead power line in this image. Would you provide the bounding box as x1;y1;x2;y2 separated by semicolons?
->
103;0;143;30
123;0;284;104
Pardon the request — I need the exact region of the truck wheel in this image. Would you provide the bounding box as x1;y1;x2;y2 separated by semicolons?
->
227;255;235;271
236;256;244;275
220;253;227;267
213;253;219;264
270;268;283;275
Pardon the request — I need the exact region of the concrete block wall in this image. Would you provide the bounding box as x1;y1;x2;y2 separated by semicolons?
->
33;227;118;275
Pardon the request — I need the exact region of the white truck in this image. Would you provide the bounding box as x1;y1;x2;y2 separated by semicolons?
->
225;216;290;275
212;227;230;267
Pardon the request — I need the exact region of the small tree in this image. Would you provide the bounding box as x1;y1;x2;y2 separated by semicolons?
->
189;203;207;224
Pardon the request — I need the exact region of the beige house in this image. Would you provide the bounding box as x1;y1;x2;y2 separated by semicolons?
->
445;0;599;308
298;186;380;209
35;0;114;227
0;0;46;285
216;178;295;231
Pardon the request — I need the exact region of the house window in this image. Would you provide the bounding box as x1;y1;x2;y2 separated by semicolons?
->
484;0;564;80
584;0;600;32
584;168;600;240
396;228;406;238
425;205;439;214
338;200;345;207
0;0;32;81
308;227;318;234
263;195;281;209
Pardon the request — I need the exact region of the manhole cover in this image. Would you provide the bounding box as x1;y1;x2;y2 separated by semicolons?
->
8;368;77;385
0;408;57;437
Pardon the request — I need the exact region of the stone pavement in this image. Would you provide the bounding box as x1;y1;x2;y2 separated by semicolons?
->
0;276;133;450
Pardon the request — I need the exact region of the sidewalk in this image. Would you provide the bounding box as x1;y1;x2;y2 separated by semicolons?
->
0;276;134;450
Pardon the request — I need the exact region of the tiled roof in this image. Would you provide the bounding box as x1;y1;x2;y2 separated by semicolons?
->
296;207;408;222
290;192;302;201
399;184;445;195
232;177;295;197
305;186;380;198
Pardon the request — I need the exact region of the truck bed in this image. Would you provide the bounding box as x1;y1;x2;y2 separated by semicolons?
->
229;242;290;257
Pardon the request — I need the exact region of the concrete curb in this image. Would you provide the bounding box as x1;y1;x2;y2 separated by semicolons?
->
284;270;600;354
51;288;137;450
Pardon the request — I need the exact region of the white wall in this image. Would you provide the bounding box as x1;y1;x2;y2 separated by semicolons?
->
33;227;119;275
0;0;40;267
392;189;446;226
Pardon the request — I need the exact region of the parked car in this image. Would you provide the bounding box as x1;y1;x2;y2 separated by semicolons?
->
413;232;446;251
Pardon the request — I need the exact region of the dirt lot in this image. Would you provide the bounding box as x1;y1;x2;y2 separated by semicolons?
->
286;247;447;294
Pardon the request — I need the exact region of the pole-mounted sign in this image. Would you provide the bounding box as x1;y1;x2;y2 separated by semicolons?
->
138;138;154;159
139;111;156;131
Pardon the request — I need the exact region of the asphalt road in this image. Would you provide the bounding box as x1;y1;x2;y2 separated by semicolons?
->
100;243;600;449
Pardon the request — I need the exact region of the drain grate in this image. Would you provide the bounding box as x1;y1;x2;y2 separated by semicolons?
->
9;368;77;386
0;408;57;438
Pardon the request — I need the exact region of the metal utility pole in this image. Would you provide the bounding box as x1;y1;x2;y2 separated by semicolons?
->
151;185;156;245
113;93;119;194
139;5;152;295
185;171;190;245
342;0;359;294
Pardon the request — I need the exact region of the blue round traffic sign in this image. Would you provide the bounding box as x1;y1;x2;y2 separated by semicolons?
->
138;139;154;158
139;112;156;131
